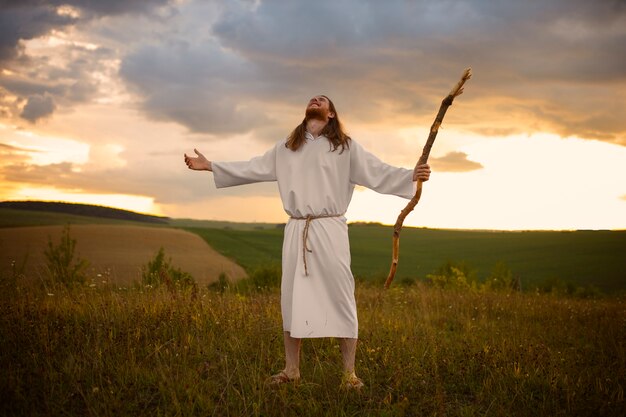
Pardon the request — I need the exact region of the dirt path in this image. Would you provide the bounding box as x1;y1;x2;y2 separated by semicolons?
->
0;225;247;285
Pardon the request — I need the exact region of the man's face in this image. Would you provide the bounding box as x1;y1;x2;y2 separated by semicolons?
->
305;95;335;121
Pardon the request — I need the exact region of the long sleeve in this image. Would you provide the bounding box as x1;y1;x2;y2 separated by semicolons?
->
212;143;278;188
349;140;415;199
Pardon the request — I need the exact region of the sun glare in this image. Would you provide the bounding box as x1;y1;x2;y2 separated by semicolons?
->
9;130;90;165
348;133;626;230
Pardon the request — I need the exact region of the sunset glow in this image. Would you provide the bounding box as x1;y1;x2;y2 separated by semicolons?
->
1;0;624;229
14;188;158;215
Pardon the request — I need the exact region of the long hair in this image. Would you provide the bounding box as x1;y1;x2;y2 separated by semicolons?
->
285;95;351;153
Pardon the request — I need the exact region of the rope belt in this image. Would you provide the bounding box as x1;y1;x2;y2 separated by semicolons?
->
290;213;343;276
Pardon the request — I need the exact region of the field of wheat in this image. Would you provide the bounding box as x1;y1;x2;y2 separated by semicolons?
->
0;225;247;286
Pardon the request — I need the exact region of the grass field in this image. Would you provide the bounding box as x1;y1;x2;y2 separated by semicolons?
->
187;225;626;294
2;207;625;293
1;282;623;416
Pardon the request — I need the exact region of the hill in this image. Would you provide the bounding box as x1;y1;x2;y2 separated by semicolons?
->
2;202;625;293
0;202;279;230
0;201;169;224
0;225;247;285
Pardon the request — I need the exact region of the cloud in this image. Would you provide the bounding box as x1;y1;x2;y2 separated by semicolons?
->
429;151;483;172
2;0;625;143
0;0;172;62
0;0;171;121
0;142;38;164
1;0;626;226
20;93;55;122
0;157;278;206
113;0;626;144
0;3;76;62
119;41;272;135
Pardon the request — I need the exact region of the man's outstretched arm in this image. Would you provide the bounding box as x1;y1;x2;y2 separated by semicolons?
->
184;149;212;171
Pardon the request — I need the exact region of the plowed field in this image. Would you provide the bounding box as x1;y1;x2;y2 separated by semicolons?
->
0;225;247;285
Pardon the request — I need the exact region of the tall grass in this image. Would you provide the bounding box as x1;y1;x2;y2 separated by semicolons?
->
1;278;623;416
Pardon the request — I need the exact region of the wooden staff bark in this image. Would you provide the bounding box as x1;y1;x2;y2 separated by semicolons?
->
384;68;472;289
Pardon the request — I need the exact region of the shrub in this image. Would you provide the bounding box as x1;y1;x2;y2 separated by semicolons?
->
398;276;417;287
538;276;603;299
573;284;603;299
482;261;514;292
538;276;568;295
44;225;89;287
426;261;478;290
249;264;281;289
233;263;281;293
141;247;196;291
208;272;230;293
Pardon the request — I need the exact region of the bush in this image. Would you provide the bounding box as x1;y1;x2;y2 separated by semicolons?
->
482;261;514;292
44;225;89;287
426;261;478;290
141;247;196;291
233;264;281;293
208;272;230;293
398;276;417;287
538;276;603;299
538;276;568;295
249;264;281;289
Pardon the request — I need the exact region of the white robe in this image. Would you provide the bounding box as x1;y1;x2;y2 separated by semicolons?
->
212;132;415;338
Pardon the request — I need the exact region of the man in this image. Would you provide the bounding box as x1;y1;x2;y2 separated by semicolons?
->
184;95;431;390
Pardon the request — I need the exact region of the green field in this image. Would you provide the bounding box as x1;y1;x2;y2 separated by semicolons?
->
187;225;626;294
2;207;625;293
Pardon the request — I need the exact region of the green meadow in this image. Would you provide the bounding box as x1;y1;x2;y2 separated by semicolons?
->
2;205;626;292
186;224;626;294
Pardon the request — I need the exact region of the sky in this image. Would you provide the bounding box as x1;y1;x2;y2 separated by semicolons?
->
0;0;625;230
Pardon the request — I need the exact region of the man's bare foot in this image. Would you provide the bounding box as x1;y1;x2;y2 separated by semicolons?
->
266;370;300;387
341;372;364;391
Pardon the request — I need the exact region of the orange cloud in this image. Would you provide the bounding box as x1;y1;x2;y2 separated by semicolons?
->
429;151;483;172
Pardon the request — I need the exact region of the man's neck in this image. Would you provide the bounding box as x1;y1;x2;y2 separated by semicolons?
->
306;118;328;138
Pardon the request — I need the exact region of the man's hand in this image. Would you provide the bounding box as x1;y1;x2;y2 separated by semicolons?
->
413;163;431;182
184;149;212;171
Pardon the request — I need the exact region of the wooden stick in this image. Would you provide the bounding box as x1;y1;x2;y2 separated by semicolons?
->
384;68;472;289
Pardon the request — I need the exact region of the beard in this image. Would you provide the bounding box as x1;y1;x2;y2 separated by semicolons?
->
305;106;328;121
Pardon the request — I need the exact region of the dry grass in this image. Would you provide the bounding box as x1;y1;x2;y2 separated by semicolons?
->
0;225;247;285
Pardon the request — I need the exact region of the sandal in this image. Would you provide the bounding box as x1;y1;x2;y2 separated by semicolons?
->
266;370;300;387
341;373;365;391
